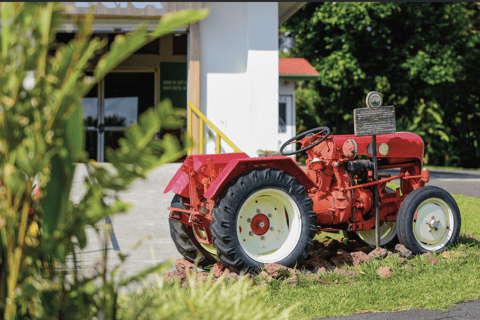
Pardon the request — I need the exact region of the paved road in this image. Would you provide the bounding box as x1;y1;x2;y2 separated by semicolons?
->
320;300;480;320
379;168;480;199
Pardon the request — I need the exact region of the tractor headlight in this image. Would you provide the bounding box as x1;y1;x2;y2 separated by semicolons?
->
343;139;357;159
379;143;389;156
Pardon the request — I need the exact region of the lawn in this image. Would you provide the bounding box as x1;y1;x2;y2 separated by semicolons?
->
264;183;480;319
119;182;480;319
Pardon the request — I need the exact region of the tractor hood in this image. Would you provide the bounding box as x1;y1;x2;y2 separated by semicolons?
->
332;132;424;164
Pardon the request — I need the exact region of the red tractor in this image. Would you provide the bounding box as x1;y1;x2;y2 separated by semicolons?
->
165;120;461;274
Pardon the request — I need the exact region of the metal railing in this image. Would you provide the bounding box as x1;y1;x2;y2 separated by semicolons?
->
187;101;242;155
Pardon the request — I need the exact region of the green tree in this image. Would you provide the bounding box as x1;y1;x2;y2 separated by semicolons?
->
283;2;480;167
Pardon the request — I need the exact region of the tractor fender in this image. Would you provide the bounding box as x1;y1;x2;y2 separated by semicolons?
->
204;156;316;200
163;153;249;198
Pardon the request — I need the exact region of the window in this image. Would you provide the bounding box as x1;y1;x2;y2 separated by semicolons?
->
108;33;159;54
172;33;187;55
279;102;287;133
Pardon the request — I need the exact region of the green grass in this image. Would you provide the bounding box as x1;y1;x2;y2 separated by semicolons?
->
265;182;480;319
264;244;480;319
120;182;480;319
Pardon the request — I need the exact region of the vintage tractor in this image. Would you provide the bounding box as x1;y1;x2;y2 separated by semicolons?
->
164;100;461;274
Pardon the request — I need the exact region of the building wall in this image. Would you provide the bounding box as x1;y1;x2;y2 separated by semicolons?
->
199;2;279;157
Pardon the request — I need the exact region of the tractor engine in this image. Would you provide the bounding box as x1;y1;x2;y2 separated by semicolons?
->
304;135;398;229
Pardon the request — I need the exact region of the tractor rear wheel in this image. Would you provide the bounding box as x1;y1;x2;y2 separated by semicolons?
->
397;186;461;254
343;187;399;248
210;168;317;274
169;194;217;269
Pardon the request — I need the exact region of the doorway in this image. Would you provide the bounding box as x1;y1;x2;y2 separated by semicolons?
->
82;70;156;162
278;95;295;153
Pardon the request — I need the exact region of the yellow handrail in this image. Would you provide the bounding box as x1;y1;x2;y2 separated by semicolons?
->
187;101;242;155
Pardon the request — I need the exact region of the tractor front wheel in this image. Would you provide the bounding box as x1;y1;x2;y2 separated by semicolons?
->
397;186;461;254
210;168;317;274
169;195;217;269
344;187;399;248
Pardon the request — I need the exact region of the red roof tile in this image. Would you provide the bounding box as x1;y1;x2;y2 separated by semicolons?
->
279;58;318;77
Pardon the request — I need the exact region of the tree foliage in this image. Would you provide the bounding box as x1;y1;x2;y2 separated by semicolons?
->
0;2;208;319
283;2;480;167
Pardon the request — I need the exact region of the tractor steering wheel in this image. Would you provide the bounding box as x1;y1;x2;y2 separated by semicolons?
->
280;127;331;156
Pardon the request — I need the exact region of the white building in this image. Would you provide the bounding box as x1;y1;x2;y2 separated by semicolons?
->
60;2;313;161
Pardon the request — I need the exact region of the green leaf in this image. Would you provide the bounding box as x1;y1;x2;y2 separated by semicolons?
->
15;145;34;175
426;108;443;124
42;155;68;241
62;102;86;162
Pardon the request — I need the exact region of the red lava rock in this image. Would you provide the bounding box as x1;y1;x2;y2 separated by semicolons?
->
314;267;328;274
164;270;183;283
331;250;353;267
310;239;327;251
175;258;197;274
213;261;231;278
368;247;388;260
282;275;298;287
356;246;374;254
346;240;362;251
303;270;313;277
350;251;370;268
335;269;358;277
377;266;392;278
196;271;210;282
263;263;290;279
259;271;268;279
395;244;414;259
326;240;348;253
305;257;333;270
427;257;440;264
401;264;415;271
224;273;240;282
462;233;480;241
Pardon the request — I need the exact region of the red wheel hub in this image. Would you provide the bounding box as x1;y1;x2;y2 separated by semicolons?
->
251;214;269;235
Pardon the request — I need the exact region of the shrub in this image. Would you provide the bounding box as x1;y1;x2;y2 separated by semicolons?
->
0;3;208;319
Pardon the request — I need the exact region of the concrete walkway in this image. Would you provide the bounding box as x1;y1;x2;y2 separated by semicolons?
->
69;163;184;281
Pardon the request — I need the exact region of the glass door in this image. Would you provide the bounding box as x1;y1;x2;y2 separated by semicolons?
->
82;71;155;162
83;72;99;160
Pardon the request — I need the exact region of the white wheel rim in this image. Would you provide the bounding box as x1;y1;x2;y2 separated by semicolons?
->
236;188;302;263
195;228;218;256
355;221;397;246
413;197;454;251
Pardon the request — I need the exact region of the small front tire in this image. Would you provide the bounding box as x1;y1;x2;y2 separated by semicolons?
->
397;186;461;254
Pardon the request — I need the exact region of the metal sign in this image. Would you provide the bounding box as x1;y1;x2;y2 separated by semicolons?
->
354;106;396;137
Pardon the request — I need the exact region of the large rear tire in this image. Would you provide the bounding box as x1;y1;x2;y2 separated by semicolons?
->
169;195;217;269
397;186;461;254
210;168;317;274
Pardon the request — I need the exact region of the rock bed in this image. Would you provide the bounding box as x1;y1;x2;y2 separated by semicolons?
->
163;235;475;288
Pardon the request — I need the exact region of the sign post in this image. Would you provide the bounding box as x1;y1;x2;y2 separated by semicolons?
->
354;92;396;248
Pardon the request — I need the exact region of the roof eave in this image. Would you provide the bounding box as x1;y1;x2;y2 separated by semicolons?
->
279;74;319;81
278;2;307;26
